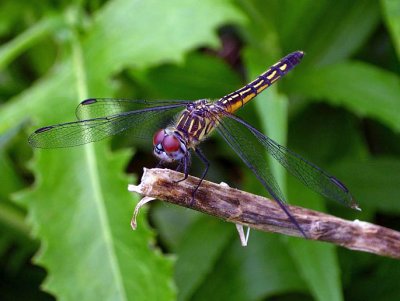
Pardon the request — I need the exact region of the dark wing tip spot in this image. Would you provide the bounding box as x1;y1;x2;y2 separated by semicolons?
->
329;176;349;193
34;126;54;133
330;176;361;210
81;98;97;105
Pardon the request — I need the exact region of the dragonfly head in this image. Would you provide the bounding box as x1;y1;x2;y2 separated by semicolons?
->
153;128;187;162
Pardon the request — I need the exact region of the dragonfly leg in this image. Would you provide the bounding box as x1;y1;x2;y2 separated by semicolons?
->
175;159;186;173
189;147;210;206
175;161;182;172
174;153;190;182
156;160;165;168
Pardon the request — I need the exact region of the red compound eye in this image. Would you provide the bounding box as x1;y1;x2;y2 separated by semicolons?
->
162;135;181;153
153;129;165;146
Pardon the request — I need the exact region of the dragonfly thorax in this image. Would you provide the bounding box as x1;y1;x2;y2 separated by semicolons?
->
174;99;221;147
152;128;188;162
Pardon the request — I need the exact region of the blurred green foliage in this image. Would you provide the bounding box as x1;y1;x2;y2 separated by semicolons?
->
0;0;399;300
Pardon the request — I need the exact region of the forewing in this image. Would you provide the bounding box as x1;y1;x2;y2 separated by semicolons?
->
218;112;358;209
29;103;186;148
75;98;190;120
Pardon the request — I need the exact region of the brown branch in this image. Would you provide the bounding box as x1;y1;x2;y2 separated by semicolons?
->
129;168;400;260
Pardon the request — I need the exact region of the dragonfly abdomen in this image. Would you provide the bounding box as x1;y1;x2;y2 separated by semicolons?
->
217;51;304;114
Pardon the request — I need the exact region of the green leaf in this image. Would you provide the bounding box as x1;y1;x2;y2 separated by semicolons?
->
174;217;234;301
191;232;305;301
151;204;201;251
0;15;62;71
287;178;343;301
289;0;379;66
84;0;245;90
343;254;400;301
381;0;400;58
287;105;368;165
332;158;400;213
0;152;28;238
285;61;400;132
16;145;175;300
132;52;242;100
238;0;379;65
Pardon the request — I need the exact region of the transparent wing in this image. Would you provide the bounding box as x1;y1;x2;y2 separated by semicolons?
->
29;100;187;149
214;112;305;235
217;112;358;209
75;98;190;120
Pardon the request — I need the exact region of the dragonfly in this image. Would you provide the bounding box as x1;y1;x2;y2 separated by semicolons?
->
29;51;359;237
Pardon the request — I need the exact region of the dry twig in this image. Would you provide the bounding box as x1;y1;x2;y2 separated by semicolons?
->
129;168;400;260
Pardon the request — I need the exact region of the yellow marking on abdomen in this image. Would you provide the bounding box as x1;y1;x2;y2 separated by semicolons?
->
216;51;305;114
267;70;277;80
227;92;256;113
280;63;288;71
